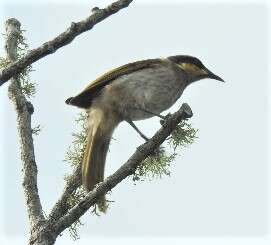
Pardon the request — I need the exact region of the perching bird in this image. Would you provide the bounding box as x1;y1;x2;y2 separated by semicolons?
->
66;55;224;210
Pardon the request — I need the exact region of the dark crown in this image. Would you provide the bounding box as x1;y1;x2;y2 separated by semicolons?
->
167;55;205;69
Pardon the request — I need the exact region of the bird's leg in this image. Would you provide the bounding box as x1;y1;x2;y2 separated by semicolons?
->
125;118;149;141
159;113;172;126
131;107;166;120
126;119;161;156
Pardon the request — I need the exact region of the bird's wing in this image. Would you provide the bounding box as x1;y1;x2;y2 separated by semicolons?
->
66;58;162;108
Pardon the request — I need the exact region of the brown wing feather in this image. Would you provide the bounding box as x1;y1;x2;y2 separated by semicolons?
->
66;58;162;108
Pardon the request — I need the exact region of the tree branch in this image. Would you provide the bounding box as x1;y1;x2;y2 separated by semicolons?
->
52;103;193;236
0;0;133;86
5;18;45;229
48;165;81;222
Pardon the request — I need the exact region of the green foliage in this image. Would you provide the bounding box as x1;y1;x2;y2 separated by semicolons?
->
132;119;198;182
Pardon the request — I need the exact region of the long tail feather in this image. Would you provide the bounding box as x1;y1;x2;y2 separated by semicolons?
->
82;107;119;212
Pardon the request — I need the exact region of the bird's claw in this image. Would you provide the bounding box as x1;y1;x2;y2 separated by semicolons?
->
160;113;172;126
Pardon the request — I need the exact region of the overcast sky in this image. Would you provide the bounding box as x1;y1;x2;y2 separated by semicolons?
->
0;0;270;245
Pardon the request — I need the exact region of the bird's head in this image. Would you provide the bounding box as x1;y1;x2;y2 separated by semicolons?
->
167;55;224;83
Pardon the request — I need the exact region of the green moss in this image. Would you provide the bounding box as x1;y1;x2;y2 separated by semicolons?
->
64;112;88;167
132;119;198;182
1;31;36;98
169;120;198;151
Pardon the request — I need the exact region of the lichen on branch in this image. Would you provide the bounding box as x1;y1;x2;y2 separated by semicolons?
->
133;119;198;181
1;30;36;98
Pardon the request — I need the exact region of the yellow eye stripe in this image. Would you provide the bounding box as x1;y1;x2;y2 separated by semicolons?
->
178;63;208;75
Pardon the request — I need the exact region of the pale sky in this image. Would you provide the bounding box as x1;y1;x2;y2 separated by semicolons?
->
0;0;270;245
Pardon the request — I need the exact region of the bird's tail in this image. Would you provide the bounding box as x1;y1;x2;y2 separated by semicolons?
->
82;107;119;212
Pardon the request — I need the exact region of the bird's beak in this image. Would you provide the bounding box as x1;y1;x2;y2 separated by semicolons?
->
205;68;225;82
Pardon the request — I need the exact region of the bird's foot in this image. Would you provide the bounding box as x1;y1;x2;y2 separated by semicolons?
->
160;113;172;126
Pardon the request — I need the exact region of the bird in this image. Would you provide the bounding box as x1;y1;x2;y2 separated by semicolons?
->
66;55;224;211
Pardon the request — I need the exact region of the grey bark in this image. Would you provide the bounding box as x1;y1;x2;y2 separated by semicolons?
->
0;0;133;86
5;18;45;233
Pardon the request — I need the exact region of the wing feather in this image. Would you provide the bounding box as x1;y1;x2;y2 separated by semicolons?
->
66;58;162;108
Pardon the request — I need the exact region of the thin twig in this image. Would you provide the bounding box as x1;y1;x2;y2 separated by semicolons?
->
0;0;133;86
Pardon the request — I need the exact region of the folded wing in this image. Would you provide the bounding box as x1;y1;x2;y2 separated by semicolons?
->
65;58;161;108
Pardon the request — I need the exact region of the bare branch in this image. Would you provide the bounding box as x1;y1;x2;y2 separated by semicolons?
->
49;165;82;222
0;0;133;86
52;103;193;235
5;18;45;229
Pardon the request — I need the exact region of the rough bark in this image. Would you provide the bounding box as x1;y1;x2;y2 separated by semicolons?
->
5;18;51;244
0;0;133;86
5;18;45;229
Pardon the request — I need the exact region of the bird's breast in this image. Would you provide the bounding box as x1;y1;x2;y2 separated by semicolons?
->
99;64;187;121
